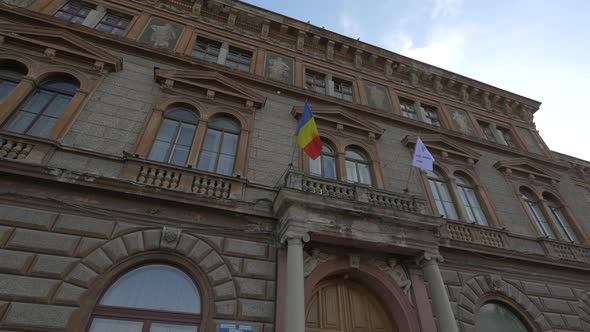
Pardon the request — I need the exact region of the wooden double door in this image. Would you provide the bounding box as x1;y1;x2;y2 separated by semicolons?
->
305;277;398;332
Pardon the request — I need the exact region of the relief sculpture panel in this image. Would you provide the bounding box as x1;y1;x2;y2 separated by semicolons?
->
138;17;183;49
365;82;392;112
448;107;477;136
264;52;294;85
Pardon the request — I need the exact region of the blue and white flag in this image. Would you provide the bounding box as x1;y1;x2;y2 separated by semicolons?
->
412;137;434;171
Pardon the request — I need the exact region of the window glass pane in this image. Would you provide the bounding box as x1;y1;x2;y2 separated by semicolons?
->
168;109;198;122
27;116;57;137
465;188;487;225
148;140;171;162
96;23;111;33
176;123;196;146
216;154;235;175
209;118;240;132
0;80;17;103
44;94;72;117
23;90;53;114
220;132;238;155
71;16;85;24
479;302;530;332
458;188;476;223
429;180;447;218
551;207;577;241
323;156;336;179
197;150;217;172
358;163;372;185
201;129;222;153
42;80;78;94
150;323;198;332
5;111;35;133
169;146;189;166
528;202;556;239
100;265;201;314
155;119;179;143
309;156;321;176
345;149;365;161
346;160;358;183
89;318;143;332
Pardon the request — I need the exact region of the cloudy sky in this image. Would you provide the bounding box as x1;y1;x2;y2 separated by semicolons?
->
243;0;590;161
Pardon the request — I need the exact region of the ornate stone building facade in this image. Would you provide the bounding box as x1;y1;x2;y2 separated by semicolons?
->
0;0;588;331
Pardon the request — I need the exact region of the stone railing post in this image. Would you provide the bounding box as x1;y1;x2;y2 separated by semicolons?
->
418;253;459;332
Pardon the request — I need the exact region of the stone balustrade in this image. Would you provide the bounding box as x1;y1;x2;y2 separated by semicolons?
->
124;160;243;200
443;221;590;265
0;136;34;160
285;171;427;214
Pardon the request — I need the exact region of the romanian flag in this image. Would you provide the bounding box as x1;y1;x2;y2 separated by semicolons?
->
295;102;322;160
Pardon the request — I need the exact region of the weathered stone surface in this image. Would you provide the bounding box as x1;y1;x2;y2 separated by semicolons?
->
523;281;551;297
226;256;243;274
112;222;147;238
83;248;112;273
0;204;57;230
0;274;58;300
224;238;267;258
215;300;237;316
3;302;76;329
54;282;86;305
208;265;232;284
66;263;98;287
214;281;237;299
190;240;213;263
52;214;115;238
440;269;461;285
75;237;106;257
239;299;274;321
31;255;78;278
176;234;198;256
544;312;565;328
0;249;33;273
8;229;80;255
236;277;266;298
243;259;275;279
199;234;224;250
549;285;576;299
563;314;583;329
542;298;574;314
266;281;276;300
102;238;128;262
142;229;161;250
199;251;224;272
121;231;144;255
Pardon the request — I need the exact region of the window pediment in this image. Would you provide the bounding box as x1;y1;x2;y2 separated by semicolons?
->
154;69;265;110
0;24;122;72
494;158;560;183
291;105;384;140
401;134;481;164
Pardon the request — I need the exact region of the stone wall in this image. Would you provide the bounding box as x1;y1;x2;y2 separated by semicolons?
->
0;201;276;332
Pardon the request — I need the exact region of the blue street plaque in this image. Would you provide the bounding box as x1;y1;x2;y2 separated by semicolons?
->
217;323;254;332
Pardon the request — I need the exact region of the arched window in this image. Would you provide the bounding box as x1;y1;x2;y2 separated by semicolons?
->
345;147;372;185
543;193;578;242
148;107;198;166
426;168;458;220
197;116;240;176
520;187;556;239
2;76;79;137
455;173;487;225
478;302;530;332
0;61;27;104
89;264;202;332
309;139;336;179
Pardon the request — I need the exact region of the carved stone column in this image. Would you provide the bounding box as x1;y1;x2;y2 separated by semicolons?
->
418;253;459;332
284;233;310;332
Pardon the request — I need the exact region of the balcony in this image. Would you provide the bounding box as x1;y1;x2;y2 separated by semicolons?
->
441;221;590;267
274;171;440;253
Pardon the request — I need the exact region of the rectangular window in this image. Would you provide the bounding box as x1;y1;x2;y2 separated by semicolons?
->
192;37;222;63
332;78;353;101
54;1;93;25
399;97;418;120
423;104;441;127
96;12;131;36
225;47;252;72
497;127;516;147
479;121;496;142
305;70;326;94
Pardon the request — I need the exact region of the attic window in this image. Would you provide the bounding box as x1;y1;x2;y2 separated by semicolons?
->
54;1;94;25
225;47;252;72
96;12;131;36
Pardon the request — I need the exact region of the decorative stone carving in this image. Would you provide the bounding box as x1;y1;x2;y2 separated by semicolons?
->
384;59;393;78
482;91;492;110
433;76;443;94
191;0;202;16
409;70;420;87
459;84;469;102
264;52;294;84
139;17;183;49
297;31;305;51
326;40;335;60
261;19;270;39
365;82;392;112
370;258;413;304
160;226;181;249
303;249;336;276
447;107;477;136
502;98;512;115
354;49;363;68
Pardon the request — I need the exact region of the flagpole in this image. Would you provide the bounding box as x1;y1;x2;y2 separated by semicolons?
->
403;165;414;193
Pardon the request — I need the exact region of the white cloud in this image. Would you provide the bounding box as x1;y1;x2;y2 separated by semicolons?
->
431;0;462;19
339;13;362;38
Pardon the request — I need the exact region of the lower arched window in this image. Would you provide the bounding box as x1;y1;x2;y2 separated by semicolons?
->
478;302;530;332
426;168;458;220
543;192;578;242
309;139;337;179
3;76;79;137
197;117;240;176
455;174;487;225
148;108;198;166
345;147;372;185
89;264;202;332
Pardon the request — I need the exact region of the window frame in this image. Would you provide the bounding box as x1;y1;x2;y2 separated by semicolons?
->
454;173;488;225
399;97;418;120
196;116;241;176
332;77;353;102
425;167;459;220
54;1;95;25
344;146;373;186
422;103;441;127
192;37;222;63
148;107;199;167
476;299;535;332
95;11;132;36
225;46;252;72
308;139;337;180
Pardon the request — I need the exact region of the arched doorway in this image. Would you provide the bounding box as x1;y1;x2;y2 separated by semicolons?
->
305;276;398;332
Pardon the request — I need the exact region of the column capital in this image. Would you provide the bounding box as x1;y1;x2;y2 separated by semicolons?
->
416;252;444;266
283;232;310;245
